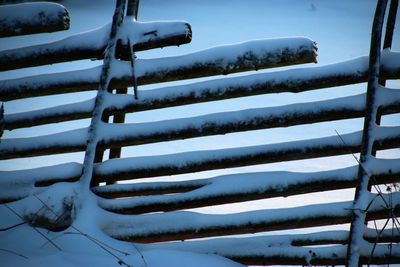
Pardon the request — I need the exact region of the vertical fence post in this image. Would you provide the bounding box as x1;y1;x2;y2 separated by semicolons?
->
107;0;141;163
346;0;389;266
81;0;127;188
93;0;141;185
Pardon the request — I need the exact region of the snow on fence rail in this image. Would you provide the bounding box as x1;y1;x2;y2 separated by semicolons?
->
0;2;70;37
3;52;400;130
0;20;192;71
0;37;317;101
2;91;400;159
1;0;399;265
104;191;400;242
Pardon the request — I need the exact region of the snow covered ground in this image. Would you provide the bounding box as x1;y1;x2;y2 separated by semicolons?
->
1;0;399;266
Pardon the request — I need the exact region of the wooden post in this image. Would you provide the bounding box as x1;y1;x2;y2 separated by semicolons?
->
346;0;389;266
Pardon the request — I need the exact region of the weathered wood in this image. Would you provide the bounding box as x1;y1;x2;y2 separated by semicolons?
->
228;250;400;266
347;0;388;266
0;162;82;203
93;179;209;199
0;38;317;101
105;193;400;243
0;21;192;71
383;0;399;49
4;54;400;130
0;2;70;37
108;88;128;161
97;168;400;214
7;128;397;188
2;92;400;159
79;0;128;189
91;127;400;184
147;231;400;265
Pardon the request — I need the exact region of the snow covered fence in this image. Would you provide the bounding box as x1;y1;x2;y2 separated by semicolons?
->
0;20;192;71
104;191;400;243
145;232;400;265
2;91;400;159
12;126;395;187
2;158;399;206
1;0;399;265
3;51;400;130
95;161;400;214
0;37;317;100
92;161;399;200
0;2;70;37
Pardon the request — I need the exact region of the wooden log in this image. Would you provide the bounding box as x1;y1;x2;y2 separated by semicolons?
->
108;87;128;160
0;162;82;203
228;248;400;266
91;127;400;184
2;91;400;159
93;178;209;198
147;230;400;265
104;192;400;243
97;166;400;214
0;2;70;37
0;37;317;101
347;1;389;266
4;128;396;188
4;53;400;130
0;21;192;71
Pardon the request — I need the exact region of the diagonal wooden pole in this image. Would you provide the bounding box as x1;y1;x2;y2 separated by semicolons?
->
346;0;389;266
81;0;127;188
99;0;141;181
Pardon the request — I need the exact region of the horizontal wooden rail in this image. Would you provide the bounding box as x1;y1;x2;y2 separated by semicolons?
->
0;21;192;71
0;162;82;203
105;191;400;242
0;37;317;101
0;2;69;37
98;161;400;214
4;52;400;130
94;178;210;199
226;245;400;266
93;158;400;199
90;126;400;184
148;230;400;265
3;90;400;159
4;127;393;187
13;128;397;186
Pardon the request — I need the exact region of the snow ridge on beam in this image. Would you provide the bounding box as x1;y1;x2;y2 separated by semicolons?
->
2;127;397;186
0;20;192;71
2;91;400;159
146;230;400;265
97;162;400;214
0;37;317;100
92;161;399;199
0;162;82;203
4;52;400;130
0;2;70;37
91;126;400;184
104;191;400;243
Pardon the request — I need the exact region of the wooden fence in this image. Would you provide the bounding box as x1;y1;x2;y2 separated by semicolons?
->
0;0;399;265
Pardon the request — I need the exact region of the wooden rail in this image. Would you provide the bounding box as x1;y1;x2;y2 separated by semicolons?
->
0;2;70;37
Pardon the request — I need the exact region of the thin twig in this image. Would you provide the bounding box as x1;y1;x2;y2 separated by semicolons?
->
0;222;26;231
40;233;65;249
4;204;62;251
0;248;29;259
64;232;129;256
33;195;136;266
131;242;147;267
367;217;390;267
64;232;132;267
334;129;390;208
